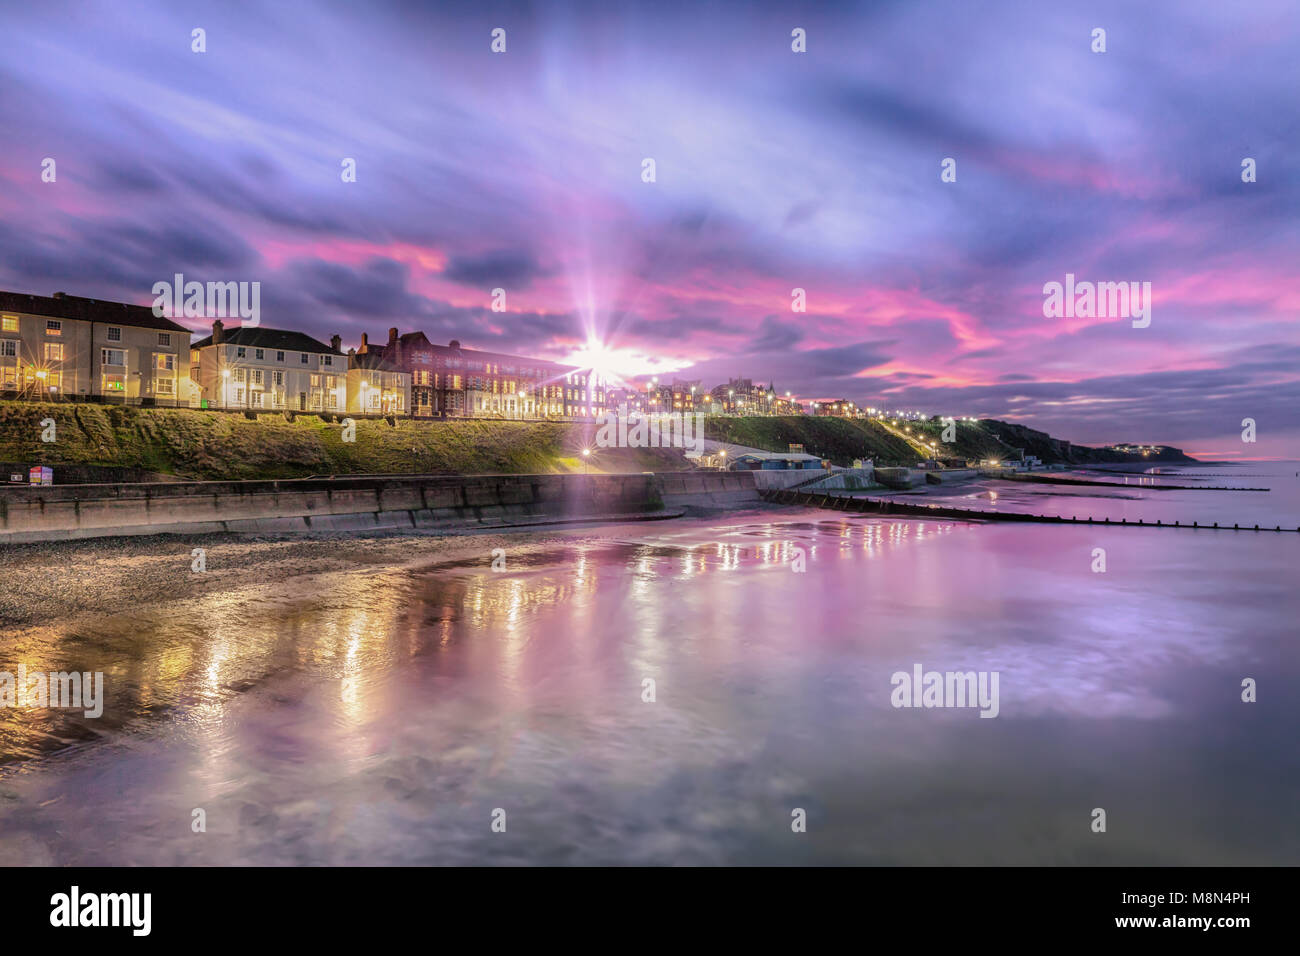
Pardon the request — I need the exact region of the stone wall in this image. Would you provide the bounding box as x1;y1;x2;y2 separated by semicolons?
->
0;471;759;543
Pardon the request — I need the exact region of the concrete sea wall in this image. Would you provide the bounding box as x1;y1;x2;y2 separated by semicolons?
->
0;471;759;543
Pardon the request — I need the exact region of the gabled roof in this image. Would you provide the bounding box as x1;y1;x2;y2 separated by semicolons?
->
191;326;342;354
349;351;404;372
0;289;189;333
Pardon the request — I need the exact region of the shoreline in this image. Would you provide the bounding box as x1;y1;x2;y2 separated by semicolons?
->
0;525;603;631
0;504;783;631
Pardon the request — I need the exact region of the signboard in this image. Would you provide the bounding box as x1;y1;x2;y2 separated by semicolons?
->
29;466;52;486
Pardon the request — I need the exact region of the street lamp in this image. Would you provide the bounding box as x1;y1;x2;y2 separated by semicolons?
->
581;447;591;474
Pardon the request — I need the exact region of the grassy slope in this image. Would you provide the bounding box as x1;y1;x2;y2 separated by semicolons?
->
705;415;1192;466
706;416;921;466
0;403;1193;480
0;403;687;480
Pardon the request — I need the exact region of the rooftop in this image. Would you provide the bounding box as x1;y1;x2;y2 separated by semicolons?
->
0;289;189;334
192;326;342;354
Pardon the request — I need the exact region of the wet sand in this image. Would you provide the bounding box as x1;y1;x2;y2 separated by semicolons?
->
0;527;600;631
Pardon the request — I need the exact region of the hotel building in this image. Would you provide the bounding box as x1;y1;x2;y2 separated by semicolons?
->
359;328;607;419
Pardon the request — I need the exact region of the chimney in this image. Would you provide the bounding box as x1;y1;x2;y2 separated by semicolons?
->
52;291;66;299
212;319;224;345
360;332;368;351
330;334;342;353
388;327;398;347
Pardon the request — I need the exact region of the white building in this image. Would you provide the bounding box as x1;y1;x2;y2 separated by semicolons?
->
189;321;346;411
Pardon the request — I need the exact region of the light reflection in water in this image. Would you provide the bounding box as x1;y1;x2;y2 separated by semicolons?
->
0;503;1295;866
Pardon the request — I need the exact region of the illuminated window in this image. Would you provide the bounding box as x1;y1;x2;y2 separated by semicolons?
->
45;343;63;361
1;316;17;332
45;320;61;335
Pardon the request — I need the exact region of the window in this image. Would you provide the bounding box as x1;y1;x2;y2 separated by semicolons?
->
190;349;200;363
101;372;125;392
272;371;284;386
155;377;174;395
1;316;17;332
101;349;126;366
323;355;332;366
237;347;247;358
46;320;62;335
107;326;121;342
1;340;16;358
255;349;264;360
310;374;320;387
251;369;264;387
45;343;63;361
300;353;309;364
158;333;171;346
155;353;174;371
276;351;285;362
234;368;247;383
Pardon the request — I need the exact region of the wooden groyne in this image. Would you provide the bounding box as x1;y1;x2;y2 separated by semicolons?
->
761;489;1300;532
991;473;1268;491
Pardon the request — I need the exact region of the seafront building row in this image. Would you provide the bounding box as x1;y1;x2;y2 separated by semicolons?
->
0;288;865;420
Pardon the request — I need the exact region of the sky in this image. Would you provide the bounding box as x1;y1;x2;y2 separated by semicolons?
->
1;0;1297;458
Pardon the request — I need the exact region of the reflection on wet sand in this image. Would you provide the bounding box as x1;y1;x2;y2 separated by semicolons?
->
1;500;1296;865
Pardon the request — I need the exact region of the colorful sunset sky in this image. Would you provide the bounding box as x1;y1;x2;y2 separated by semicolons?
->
2;0;1296;458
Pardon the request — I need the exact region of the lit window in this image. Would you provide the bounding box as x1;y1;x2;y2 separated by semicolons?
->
46;320;61;335
44;343;63;361
1;316;17;332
